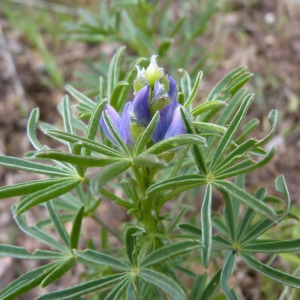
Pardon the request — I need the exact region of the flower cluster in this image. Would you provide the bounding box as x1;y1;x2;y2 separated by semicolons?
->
100;55;187;147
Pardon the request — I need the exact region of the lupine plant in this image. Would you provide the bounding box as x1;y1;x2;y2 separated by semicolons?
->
0;48;300;299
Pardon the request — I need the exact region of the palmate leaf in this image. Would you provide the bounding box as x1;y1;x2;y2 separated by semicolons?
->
74;249;129;271
107;46;126;101
184;70;203;108
33;150;124;167
210;94;254;170
215;180;277;220
0;178;71;200
47;130;124;158
41;256;76;288
138;269;187;300
140;240;200;268
27;107;45;151
15;178;81;215
240;253;300;289
144;134;206;156
220;251;238;300
0;244;64;260
180;106;208;174
104;276;131;300
242;239;300;253
146;174;207;197
0;156;75;177
36;273;127;300
83;98;107;156
133;111;160;157
190;100;227;117
201;184;212;268
14;206;68;253
0;261;59;300
69;206;85;249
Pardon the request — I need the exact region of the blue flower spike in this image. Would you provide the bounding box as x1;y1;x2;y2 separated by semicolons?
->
100;55;188;154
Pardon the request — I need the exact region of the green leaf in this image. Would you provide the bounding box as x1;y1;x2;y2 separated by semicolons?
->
201;184;212;268
220;251;238;300
210;94;253;170
180;106;207;174
107;46;126;100
241;219;275;245
207;66;246;102
146;174;207;197
193;121;227;134
74;249;129;270
256;110;278;147
240;253;300;289
0;245;63;259
133;111;160;157
0;156;74;177
200;270;222;300
140;241;200;268
180;69;192;101
36;273;127;300
227;72;253;95
138;269;186;300
41;257;76;287
215;148;275;179
16;178;81;215
190;100;227;117
109;81;129;110
61;95;75;153
276;175;291;216
222;190;237;242
47;130;124;158
236;186;266;242
214;139;257;172
0;178;70;200
104;276;131;300
242;239;300;253
125;227;137;267
144;134;206;156
178;223;202;237
84;98;107;156
215;180;277;219
0;262;59;300
27;107;44;150
14;207;68;252
133;154;166;168
46;201;70;247
34;150;123;167
102;110;131;156
95;160;132;188
184;70;203;108
65;84;96;110
70;206;85;249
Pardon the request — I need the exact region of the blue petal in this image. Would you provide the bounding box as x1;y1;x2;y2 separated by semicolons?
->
164;105;187;139
151;101;179;143
167;75;177;101
132;85;151;126
100;104;121;144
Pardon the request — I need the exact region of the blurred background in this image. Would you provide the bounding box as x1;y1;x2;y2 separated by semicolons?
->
0;0;300;298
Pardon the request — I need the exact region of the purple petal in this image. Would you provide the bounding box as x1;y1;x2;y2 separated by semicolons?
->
119;102;133;144
132;85;151;126
167;75;177;102
100;104;121;144
153;80;167;101
151;101;179;143
164;105;187;139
